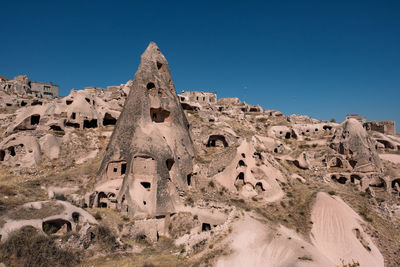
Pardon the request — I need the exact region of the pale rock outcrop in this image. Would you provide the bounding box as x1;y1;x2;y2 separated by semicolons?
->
371;132;400;152
253;135;289;154
267;125;298;140
213;139;285;202
330;119;383;173
311;192;384;267
0;133;41;167
39;134;61;160
216;214;335;267
0;200;97;243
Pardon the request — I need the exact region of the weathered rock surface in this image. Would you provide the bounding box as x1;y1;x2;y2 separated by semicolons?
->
92;42;194;218
330;118;383;173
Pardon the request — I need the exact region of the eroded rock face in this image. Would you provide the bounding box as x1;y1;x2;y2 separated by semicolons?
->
330;119;383;173
93;42;194;218
311;192;384;267
212;139;285;202
0;200;97;243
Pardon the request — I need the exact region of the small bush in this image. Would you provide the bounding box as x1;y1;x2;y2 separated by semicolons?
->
359;207;373;222
330;118;336;123
0;226;80;267
328;191;336;195
134;233;150;245
298;256;312;261
187;110;198;115
185;197;194;206
208;181;215;188
94;211;102;220
95;225;118;251
341;259;360;267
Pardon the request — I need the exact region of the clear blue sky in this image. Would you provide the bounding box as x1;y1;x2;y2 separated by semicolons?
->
1;0;399;131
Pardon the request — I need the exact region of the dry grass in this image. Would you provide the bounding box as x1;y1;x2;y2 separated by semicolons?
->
0;226;81;267
0;106;19;114
81;237;188;267
253;181;317;239
195;145;234;164
7;201;64;220
0;170;48;215
226;120;254;138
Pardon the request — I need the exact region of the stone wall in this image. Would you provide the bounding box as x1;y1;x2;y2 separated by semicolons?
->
30;81;59;98
180;91;217;104
364;120;396;135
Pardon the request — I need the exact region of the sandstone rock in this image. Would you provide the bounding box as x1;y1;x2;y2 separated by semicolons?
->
213;139;285;202
93;42;194;218
0;133;41;167
330;119;383;173
14;75;29;85
0;200;97;241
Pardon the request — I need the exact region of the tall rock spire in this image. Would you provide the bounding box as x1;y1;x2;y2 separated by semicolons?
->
93;42;194;218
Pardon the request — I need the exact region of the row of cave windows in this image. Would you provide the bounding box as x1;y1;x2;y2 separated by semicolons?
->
65;97;95;106
205;134;279;158
67;109;171;126
331;174;362;185
18;100;43;107
180;96;217;103
278;126;333;139
20;113;118;131
97;175;193;209
235;172;266;192
108;158;192;184
217;106;260;113
332;174;400;191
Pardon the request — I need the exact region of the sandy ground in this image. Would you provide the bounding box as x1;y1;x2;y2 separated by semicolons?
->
216;192;384;267
216;214;334;267
379;153;400;164
311;192;384;267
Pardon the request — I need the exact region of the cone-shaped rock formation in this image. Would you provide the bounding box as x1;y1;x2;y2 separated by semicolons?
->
330;118;383;173
93;42;194;218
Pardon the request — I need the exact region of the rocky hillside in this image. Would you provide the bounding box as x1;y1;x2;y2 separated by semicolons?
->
0;42;399;267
